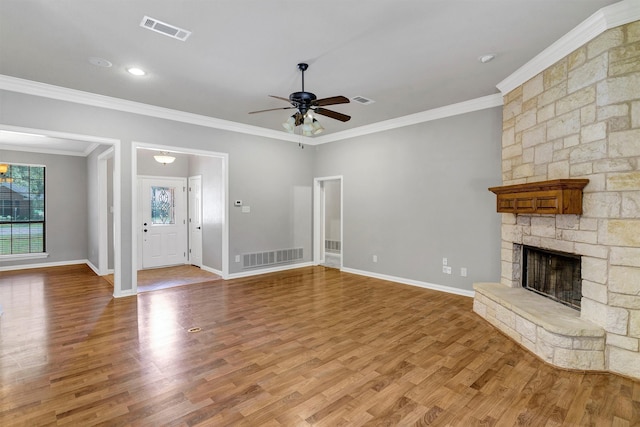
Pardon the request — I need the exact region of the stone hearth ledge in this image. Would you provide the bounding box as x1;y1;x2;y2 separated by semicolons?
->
473;282;605;371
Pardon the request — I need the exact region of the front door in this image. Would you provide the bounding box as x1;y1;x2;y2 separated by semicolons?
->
140;177;187;269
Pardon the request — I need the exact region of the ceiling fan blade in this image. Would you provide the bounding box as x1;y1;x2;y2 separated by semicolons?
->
314;107;351;122
248;106;295;114
269;95;292;103
313;96;350;107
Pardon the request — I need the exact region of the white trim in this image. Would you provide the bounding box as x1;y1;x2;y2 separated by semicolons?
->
0;75;299;143
313;176;343;268
86;260;100;275
497;0;640;95
226;261;314;280
309;94;504;144
0;253;49;262
201;264;223;277
0;258;87;272
1;75;502;145
113;289;137;298
97;147;114;276
341;267;475;298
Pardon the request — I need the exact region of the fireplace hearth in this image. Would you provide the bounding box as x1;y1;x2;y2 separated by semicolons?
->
522;246;581;310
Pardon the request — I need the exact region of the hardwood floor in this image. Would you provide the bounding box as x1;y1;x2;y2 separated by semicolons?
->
103;265;222;293
0;265;638;426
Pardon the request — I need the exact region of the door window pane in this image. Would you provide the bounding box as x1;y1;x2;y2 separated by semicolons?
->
151;186;175;225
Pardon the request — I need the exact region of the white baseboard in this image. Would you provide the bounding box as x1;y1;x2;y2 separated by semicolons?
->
226;261;314;280
113;289;136;298
0;259;89;272
341;267;475;298
200;264;223;277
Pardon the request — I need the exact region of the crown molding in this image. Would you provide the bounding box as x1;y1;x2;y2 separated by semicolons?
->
1;74;504;145
0;75;301;143
497;0;640;95
308;93;504;145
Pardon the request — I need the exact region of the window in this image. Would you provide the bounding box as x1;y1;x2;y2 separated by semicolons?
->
0;163;45;255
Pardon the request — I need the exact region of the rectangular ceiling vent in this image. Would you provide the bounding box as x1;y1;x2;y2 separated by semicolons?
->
351;96;375;105
140;16;191;41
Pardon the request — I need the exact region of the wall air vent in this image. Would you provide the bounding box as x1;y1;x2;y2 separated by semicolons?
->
140;16;191;41
351;96;375;105
243;248;303;269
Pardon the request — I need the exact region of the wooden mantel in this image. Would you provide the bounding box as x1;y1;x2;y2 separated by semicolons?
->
488;179;589;214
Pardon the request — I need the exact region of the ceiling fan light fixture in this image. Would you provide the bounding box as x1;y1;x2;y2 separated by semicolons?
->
154;152;176;165
283;115;296;133
311;118;324;135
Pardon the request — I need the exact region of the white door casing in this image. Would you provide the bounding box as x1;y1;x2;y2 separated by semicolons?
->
313;176;343;268
140;177;187;269
188;175;203;267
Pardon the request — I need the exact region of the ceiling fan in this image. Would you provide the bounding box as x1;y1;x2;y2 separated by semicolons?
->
249;63;351;134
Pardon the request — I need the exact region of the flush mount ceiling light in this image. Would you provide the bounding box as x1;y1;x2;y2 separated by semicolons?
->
154;152;175;165
88;57;112;68
127;67;146;76
479;54;496;63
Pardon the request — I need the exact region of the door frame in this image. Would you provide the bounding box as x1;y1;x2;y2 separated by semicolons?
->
132;142;229;294
313;175;343;268
97;146;115;276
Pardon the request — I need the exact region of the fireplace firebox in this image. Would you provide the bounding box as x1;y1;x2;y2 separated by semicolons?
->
522;246;582;310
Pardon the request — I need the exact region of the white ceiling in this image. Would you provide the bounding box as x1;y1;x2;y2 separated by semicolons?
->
0;0;620;151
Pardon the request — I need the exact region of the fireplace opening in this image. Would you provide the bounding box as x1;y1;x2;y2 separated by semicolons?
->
522;246;582;310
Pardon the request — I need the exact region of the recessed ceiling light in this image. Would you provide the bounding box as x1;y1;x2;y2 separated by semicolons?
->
479;54;496;64
88;57;112;68
127;67;146;76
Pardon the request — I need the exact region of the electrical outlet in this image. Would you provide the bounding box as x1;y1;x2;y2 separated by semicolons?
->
442;265;452;274
235;255;240;263
373;255;378;263
460;267;468;277
442;257;448;266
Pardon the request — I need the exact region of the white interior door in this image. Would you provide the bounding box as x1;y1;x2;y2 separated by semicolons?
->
188;175;203;267
141;177;187;269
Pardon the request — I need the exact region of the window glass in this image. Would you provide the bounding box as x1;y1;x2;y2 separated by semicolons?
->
0;164;46;255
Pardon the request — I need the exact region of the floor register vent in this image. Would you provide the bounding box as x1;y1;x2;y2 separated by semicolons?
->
243;248;303;269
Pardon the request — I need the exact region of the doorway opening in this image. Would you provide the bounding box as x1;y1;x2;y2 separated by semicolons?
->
313;176;343;269
133;144;228;294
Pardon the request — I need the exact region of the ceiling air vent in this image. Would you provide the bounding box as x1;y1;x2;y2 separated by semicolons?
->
351;96;375;105
140;16;191;41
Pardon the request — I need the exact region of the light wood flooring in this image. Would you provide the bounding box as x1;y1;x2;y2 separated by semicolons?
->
103;265;222;293
0;265;638;426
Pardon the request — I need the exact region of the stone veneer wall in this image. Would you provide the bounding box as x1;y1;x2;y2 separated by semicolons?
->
498;21;640;379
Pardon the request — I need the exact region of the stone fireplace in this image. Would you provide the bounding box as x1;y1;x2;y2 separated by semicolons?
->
473;17;640;380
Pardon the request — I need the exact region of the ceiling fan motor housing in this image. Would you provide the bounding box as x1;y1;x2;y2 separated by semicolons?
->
289;91;317;115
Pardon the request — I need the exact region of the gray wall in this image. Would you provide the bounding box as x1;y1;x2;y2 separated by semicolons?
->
0;149;88;266
1;88;501;293
1;89;314;289
314;107;503;292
